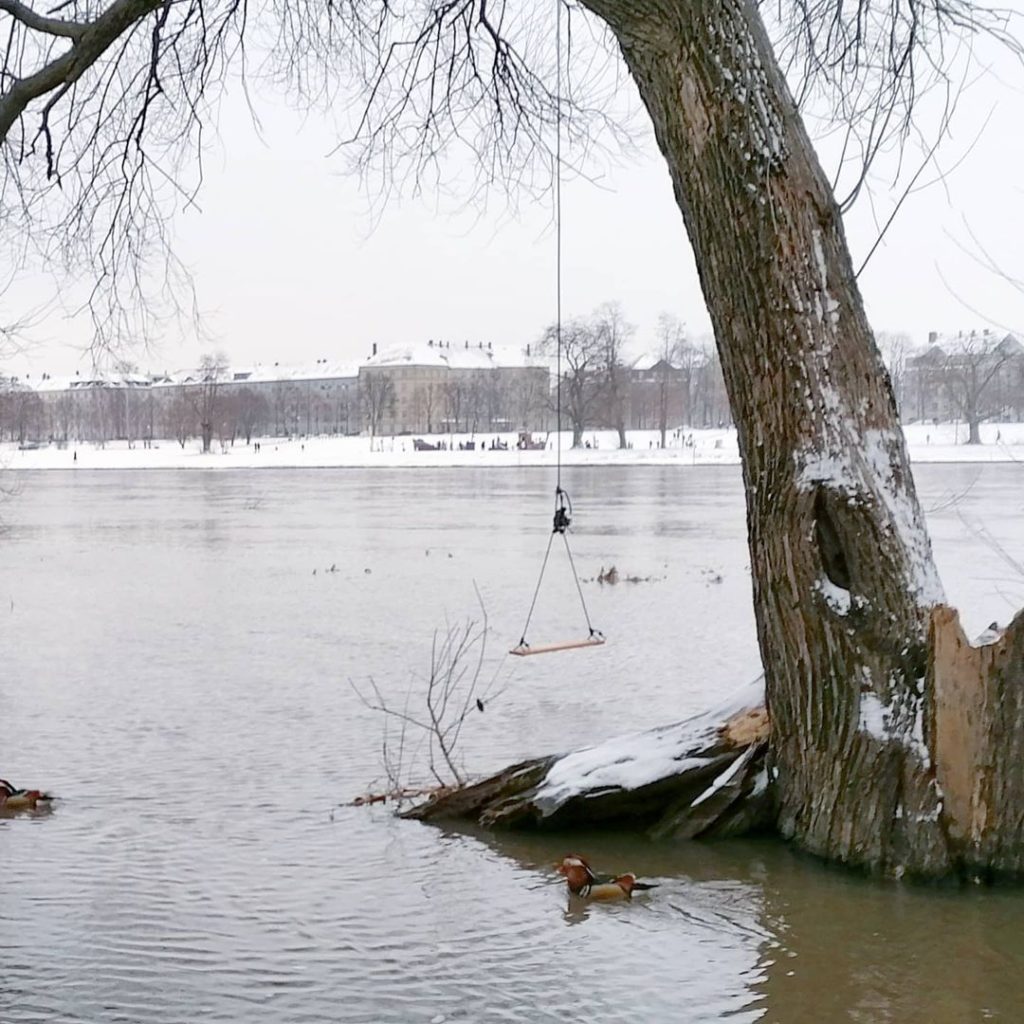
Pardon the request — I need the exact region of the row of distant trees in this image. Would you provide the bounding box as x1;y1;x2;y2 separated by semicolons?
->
536;302;728;448
0;352;357;449
4;328;1020;450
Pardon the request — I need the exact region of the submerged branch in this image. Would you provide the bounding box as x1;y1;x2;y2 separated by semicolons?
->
404;678;771;840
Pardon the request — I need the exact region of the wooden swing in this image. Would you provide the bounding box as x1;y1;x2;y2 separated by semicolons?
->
511;636;606;657
509;2;605;659
510;488;606;657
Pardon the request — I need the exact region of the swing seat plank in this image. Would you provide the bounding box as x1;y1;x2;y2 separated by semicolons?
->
510;636;606;657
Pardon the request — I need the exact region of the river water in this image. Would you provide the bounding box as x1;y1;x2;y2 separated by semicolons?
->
2;464;1023;1023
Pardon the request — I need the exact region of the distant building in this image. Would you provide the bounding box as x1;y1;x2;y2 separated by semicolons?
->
904;330;1024;423
358;339;550;435
626;356;688;430
0;343;551;445
623;349;731;430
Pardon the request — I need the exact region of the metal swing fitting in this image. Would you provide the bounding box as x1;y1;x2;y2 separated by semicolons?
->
552;489;571;534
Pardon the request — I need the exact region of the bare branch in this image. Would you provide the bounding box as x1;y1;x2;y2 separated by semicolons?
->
0;0;85;39
0;0;163;142
349;590;508;799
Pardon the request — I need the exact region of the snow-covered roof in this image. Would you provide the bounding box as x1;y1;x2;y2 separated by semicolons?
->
916;330;1022;360
8;372;155;394
629;354;683;372
8;346;549;395
218;360;362;385
364;340;547;371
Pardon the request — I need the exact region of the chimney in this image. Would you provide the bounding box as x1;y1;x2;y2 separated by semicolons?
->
465;339;469;349
478;341;482;349
526;343;531;357
372;343;377;357
428;339;433;347
928;331;938;345
488;342;492;351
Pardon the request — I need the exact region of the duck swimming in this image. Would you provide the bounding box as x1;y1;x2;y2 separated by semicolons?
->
556;854;657;901
0;778;53;813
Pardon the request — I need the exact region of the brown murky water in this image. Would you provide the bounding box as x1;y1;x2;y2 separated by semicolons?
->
2;465;1022;1023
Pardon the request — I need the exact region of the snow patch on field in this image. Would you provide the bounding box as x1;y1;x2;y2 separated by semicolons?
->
6;422;1024;471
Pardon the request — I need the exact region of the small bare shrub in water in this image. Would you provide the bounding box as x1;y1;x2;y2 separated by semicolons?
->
350;590;507;805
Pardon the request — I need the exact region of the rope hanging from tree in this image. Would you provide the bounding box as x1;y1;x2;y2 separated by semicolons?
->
510;0;604;658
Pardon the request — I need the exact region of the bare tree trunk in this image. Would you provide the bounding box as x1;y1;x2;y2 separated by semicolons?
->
581;0;964;875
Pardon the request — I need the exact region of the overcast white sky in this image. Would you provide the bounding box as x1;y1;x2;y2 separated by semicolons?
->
5;12;1024;378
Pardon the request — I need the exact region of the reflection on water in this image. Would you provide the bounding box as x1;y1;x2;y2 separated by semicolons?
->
1;465;1023;1022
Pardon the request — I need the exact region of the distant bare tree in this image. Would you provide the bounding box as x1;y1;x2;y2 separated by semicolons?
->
690;339;731;428
189;353;228;454
654;312;691;447
876;332;913;416
512;372;546;432
360;371;395;449
232;387;268;445
0;382;42;443
539;316;605;448
167;389;194;450
483;368;507;432
413;383;439;434
443;379;465;434
54;390;75;443
466;377;486;434
940;333;1018;443
594;302;633;449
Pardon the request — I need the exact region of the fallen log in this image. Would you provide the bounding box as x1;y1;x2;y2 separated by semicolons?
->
404;678;771;839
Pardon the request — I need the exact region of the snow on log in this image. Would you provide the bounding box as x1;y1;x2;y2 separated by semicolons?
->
404;678;770;839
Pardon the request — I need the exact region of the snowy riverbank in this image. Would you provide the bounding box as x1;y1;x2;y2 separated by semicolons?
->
4;423;1024;470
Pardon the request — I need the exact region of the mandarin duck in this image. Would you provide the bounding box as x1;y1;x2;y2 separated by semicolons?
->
0;778;54;813
556;854;657;901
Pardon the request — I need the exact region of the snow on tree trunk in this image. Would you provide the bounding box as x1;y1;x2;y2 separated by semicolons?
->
581;0;955;874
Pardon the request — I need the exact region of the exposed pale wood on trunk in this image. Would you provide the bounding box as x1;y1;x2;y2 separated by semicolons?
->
930;606;1024;876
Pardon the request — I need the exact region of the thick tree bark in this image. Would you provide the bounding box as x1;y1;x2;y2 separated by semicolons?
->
578;0;969;875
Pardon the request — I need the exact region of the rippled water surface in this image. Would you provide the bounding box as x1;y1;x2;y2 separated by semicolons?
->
3;464;1024;1023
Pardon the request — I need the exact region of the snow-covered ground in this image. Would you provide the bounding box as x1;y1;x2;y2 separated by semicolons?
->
3;422;1024;470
